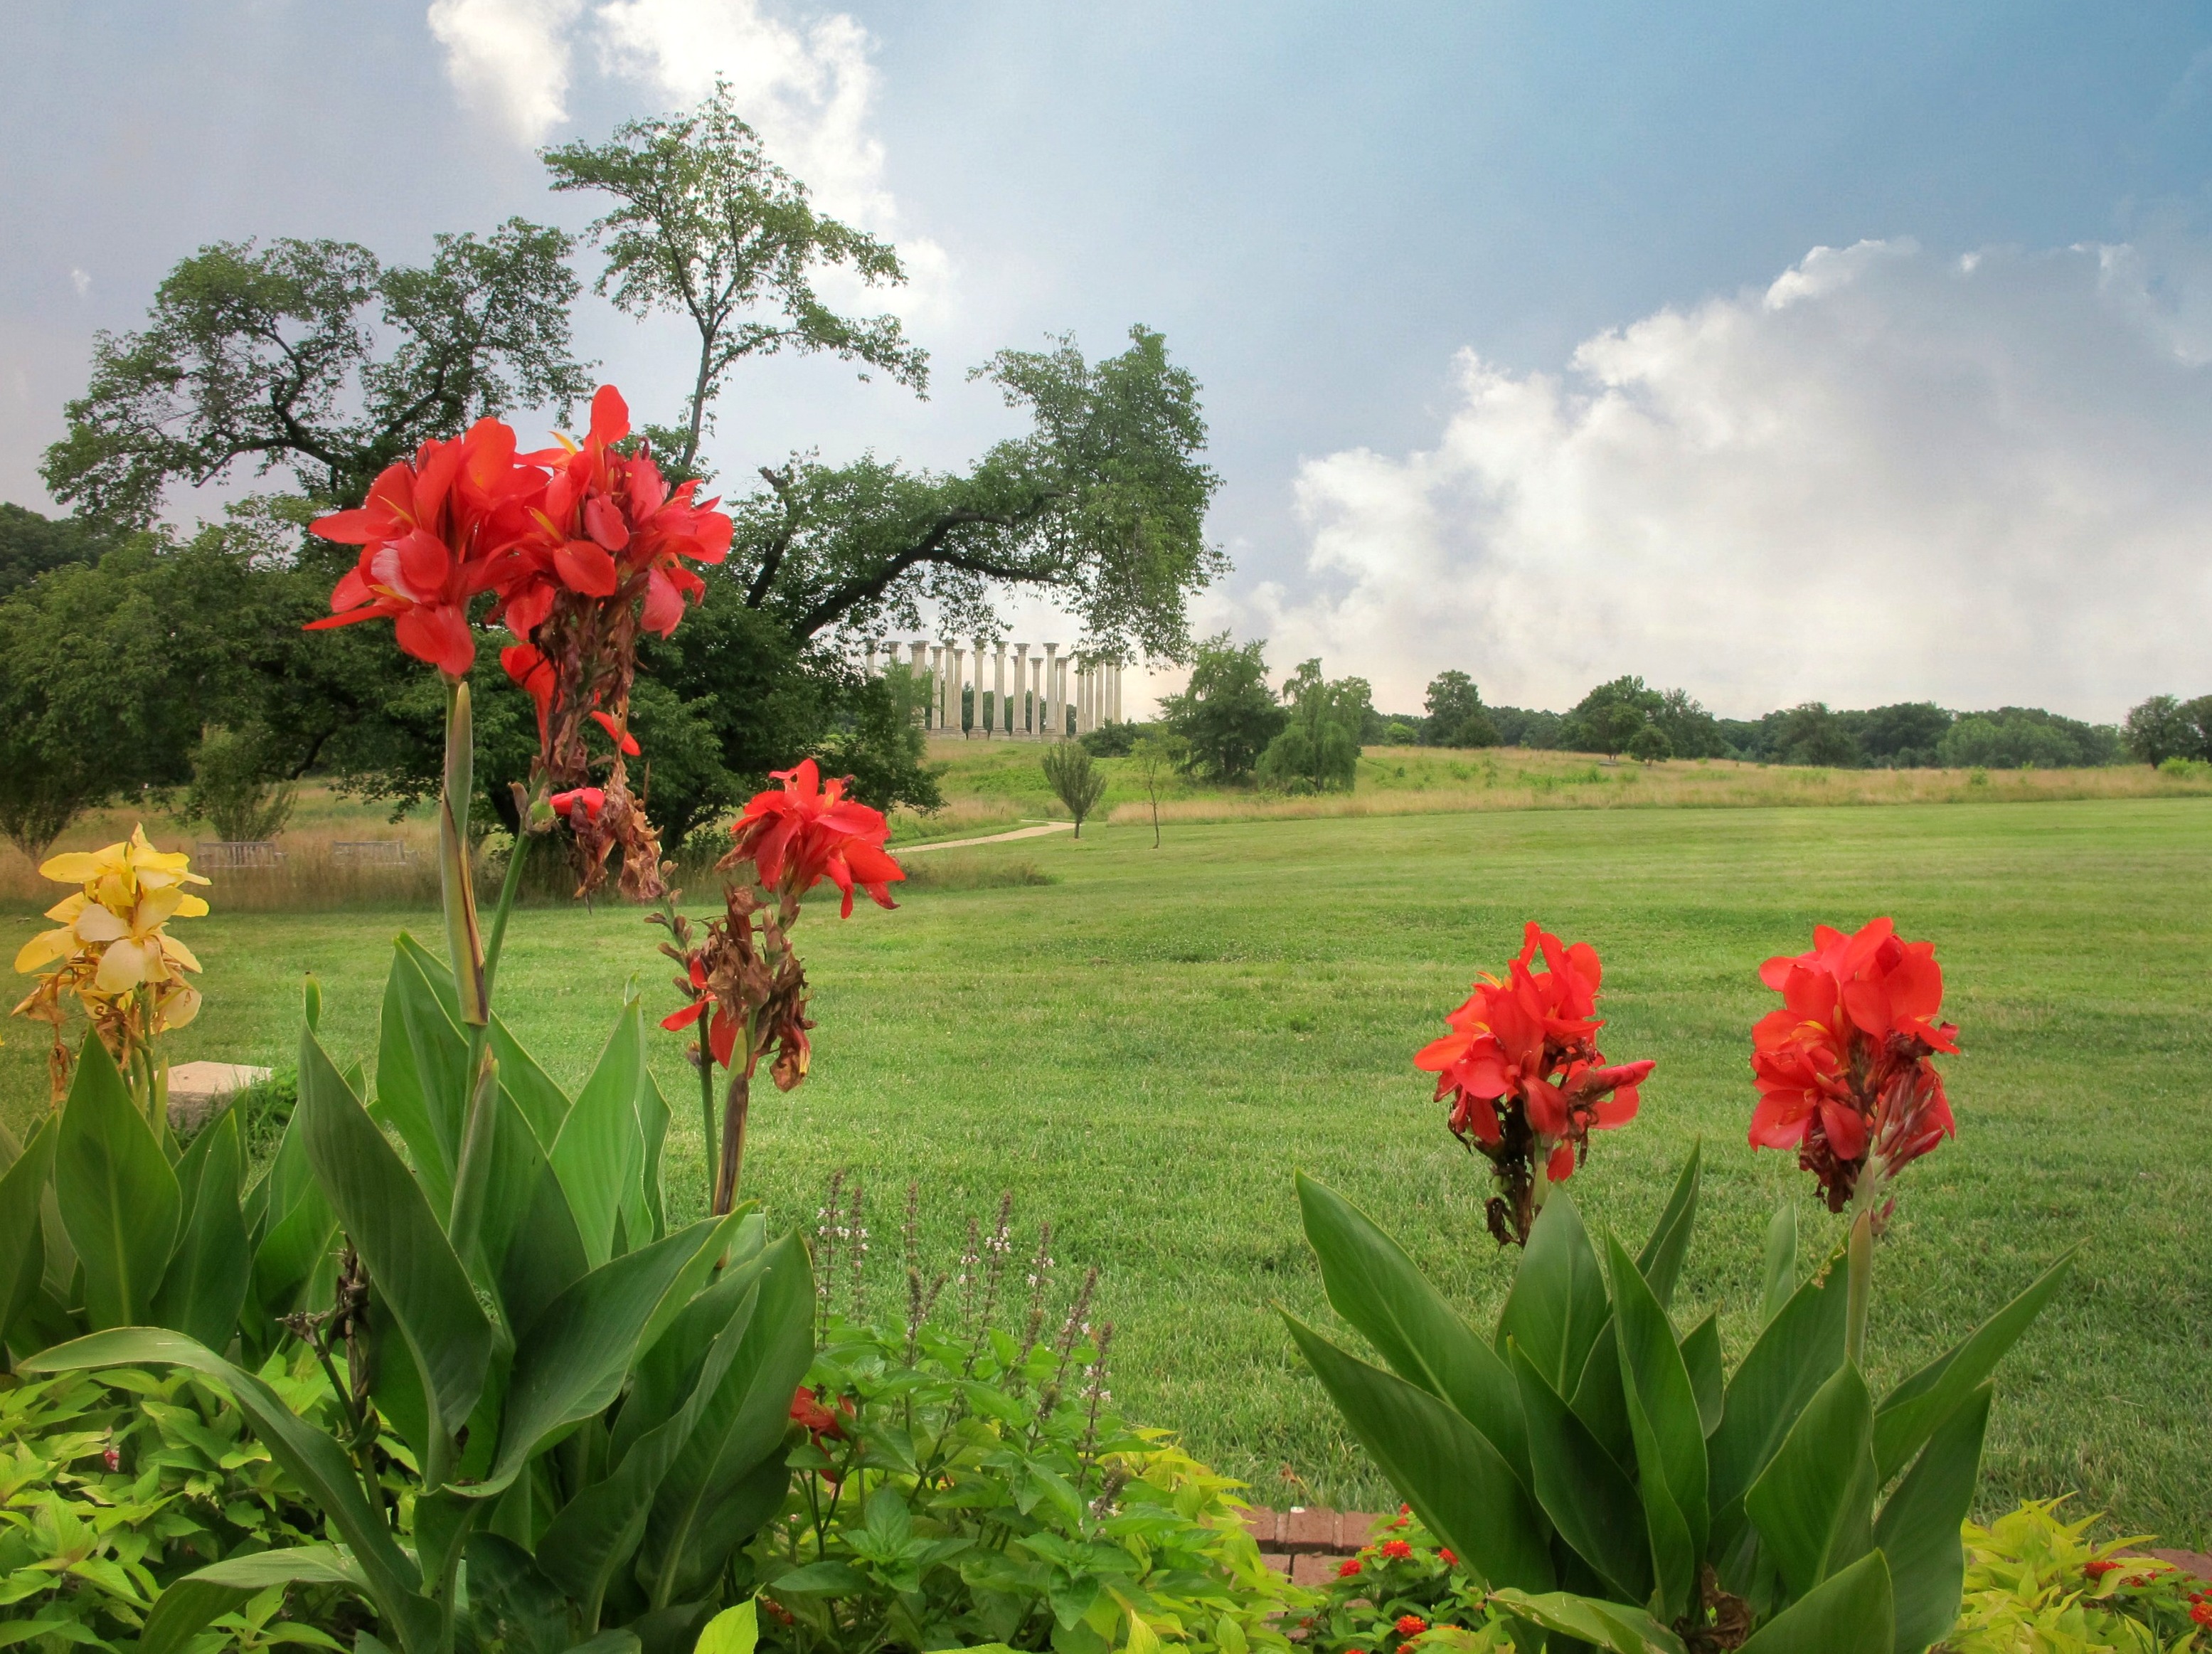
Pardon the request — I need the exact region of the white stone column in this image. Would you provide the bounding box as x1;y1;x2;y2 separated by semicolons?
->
1011;645;1029;736
949;643;966;734
1058;656;1070;738
974;636;991;737
992;643;1007;737
924;645;940;730
1111;662;1123;723
1028;653;1042;736
1043;644;1060;743
1082;663;1095;733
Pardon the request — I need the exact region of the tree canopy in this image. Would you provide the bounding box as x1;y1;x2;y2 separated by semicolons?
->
543;82;927;473
1257;659;1367;792
1420;669;1499;748
1159;634;1285;784
43;223;592;525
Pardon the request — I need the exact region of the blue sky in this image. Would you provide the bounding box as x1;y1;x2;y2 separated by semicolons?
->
6;2;2212;716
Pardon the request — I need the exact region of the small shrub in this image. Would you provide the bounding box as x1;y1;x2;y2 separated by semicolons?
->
1948;1498;2211;1652
184;726;297;843
1042;741;1109;837
1303;1508;1514;1653
753;1182;1309;1654
0;1362;353;1649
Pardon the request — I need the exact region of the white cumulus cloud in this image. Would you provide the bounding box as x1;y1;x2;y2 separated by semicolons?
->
1255;238;2212;721
427;0;585;144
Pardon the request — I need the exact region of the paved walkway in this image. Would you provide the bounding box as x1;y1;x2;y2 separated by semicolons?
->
890;820;1076;854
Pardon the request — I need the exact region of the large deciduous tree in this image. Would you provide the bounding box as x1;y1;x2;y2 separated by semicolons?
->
543;82;927;472
1159;635;1287;785
41;221;591;524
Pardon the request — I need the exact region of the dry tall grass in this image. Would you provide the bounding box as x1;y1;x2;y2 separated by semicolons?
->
1106;752;2212;827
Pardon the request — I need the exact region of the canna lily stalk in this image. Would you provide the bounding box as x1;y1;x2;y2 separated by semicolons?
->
11;825;210;1124
660;760;904;1214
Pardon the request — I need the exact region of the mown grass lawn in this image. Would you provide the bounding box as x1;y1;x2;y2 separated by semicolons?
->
6;796;2208;1542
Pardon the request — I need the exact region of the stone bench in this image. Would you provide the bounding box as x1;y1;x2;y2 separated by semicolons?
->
332;840;413;865
167;1061;273;1134
196;840;287;870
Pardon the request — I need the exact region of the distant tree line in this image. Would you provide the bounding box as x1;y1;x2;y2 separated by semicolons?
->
1139;637;2196;788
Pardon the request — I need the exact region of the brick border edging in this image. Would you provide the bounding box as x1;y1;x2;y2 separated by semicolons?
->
1232;1507;2212;1594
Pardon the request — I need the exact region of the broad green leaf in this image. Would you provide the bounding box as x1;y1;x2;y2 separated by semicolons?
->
1745;1361;1877;1603
484;1089;589;1343
373;937;471;1213
55;1035;179;1327
696;1599;760;1654
1708;1251;1850;1517
1872;1249;2075;1480
1496;1188;1611;1398
644;1234;834;1606
1295;1172;1529;1485
1760;1207;1799;1328
472;1217;741;1498
1285;1312;1553;1592
137;1544;368;1654
1634;1142;1701;1312
458;1531;573;1654
489;1015;571;1149
250;1171;336;1325
1570;1322;1634;1470
21;1328;428;1641
609;1224;769;1464
151;1110;250;1349
536;1258;767;1616
770;1560;871;1595
1488;1589;1687;1654
1875;1382;1991;1653
297;1024;489;1483
1509;1337;1649;1604
1605;1232;1707;1616
1681;1310;1724;1439
551;1000;647;1268
1737;1547;1895;1654
0;1118;55;1349
629;1066;671;1246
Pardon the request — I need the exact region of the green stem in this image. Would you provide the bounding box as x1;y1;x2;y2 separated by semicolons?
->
1844;1206;1874;1367
440;678;488;1029
480;829;532;1007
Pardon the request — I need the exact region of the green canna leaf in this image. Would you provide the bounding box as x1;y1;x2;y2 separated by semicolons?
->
1760;1207;1799;1329
1875;1382;1991;1653
1871;1249;2075;1482
1736;1547;1895;1654
1496;1189;1611;1399
55;1034;180;1329
0;1118;56;1352
151;1109;250;1350
1294;1172;1529;1486
1489;1589;1688;1654
551;1000;647;1268
1634;1142;1702;1312
373;938;471;1215
1744;1361;1878;1604
1709;1250;1850;1521
1681;1310;1724;1438
1606;1231;1708;1617
1510;1336;1650;1603
1285;1312;1554;1594
298;1022;489;1488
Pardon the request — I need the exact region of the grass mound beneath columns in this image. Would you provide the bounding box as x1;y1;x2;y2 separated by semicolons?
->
4;796;2207;1543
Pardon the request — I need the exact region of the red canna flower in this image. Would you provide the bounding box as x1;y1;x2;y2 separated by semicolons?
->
551;786;606;822
789;1384;847;1442
1750;918;1957;1217
590;709;641;755
307;418;545;678
1395;1618;1427;1638
1415;923;1653;1245
1379;1538;1414;1561
720;758;905;920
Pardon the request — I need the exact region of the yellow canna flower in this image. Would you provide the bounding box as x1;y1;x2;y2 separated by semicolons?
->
11;825;211;1103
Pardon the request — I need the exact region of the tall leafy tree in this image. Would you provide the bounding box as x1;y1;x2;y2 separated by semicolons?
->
1159;635;1285;785
543;82;928;472
41;221;591;524
1257;659;1366;791
1420;669;1499;748
729;327;1222;662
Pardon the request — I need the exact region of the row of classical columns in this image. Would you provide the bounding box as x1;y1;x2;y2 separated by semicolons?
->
858;639;1126;739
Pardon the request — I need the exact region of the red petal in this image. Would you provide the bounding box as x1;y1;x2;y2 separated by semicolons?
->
661;1000;706;1031
589;384;630;448
395;604;476;678
553;539;619;596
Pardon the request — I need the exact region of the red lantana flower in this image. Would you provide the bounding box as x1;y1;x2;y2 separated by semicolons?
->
1415;923;1654;1245
1750;918;1957;1216
1394;1617;1427;1638
307;418;543;678
721;758;905;918
1437;1548;1457;1567
1378;1538;1414;1561
1336;1559;1361;1579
